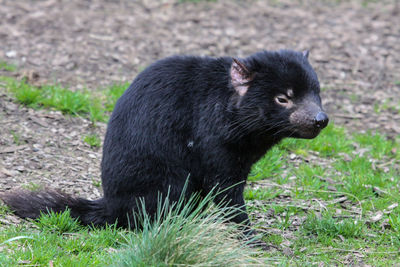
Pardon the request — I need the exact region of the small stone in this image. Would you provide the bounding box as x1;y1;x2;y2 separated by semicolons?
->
16;166;25;172
32;144;41;152
6;50;17;58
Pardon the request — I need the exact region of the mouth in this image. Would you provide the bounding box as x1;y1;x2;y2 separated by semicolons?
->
291;127;322;139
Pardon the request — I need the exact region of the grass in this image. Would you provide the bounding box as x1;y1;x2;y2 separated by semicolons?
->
0;189;260;266
0;219;122;266
83;133;102;148
10;130;25;145
0;65;400;265
246;123;400;264
0;76;128;123
104;82;130;112
302;212;364;239
21;182;43;192
0;60;17;72
33;209;81;233
113;189;260;266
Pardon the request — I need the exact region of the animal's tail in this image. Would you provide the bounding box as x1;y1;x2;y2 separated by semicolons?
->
0;189;108;226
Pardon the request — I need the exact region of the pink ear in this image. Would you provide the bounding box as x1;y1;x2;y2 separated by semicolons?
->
230;58;253;96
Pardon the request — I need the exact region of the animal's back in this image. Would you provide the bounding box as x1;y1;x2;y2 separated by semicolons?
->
100;56;230;202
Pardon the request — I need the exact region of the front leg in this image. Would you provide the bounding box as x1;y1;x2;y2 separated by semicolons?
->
213;182;250;226
210;181;269;249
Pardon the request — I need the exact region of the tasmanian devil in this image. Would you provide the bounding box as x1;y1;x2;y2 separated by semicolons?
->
1;49;328;234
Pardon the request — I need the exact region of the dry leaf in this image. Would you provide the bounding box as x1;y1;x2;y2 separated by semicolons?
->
0;145;28;154
370;211;383;223
387;203;398;210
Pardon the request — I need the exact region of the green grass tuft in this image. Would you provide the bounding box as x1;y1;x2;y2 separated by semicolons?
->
302;212;364;239
104;82;129;112
10;130;25;145
0;60;17;71
0;77;133;123
112;187;260;267
83;133;101;148
21;182;43;192
34;209;82;234
1;77;108;122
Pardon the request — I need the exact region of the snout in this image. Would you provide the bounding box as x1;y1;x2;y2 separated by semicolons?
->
313;112;329;129
289;105;329;139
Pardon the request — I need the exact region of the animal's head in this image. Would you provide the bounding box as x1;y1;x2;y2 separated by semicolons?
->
229;50;328;140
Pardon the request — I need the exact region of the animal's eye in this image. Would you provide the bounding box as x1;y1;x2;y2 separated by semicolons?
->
276;96;288;104
275;94;293;107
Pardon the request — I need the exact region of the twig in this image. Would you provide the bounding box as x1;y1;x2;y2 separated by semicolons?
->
256;181;363;220
312;198;328;213
308;248;399;255
332;113;364;119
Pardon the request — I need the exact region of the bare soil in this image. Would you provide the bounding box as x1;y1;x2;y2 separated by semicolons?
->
0;0;399;234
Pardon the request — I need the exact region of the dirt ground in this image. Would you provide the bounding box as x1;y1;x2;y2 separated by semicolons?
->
0;0;399;220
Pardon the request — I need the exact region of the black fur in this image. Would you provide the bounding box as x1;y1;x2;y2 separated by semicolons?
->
1;50;328;231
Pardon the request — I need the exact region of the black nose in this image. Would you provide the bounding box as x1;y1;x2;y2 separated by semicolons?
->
314;112;329;129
